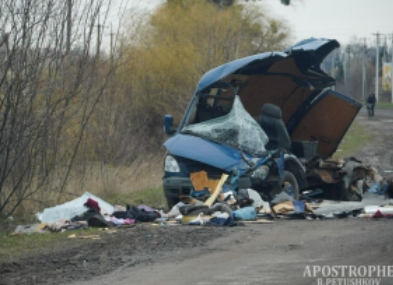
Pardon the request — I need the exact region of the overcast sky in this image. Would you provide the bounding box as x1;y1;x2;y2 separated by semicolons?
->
109;0;393;48
264;0;393;46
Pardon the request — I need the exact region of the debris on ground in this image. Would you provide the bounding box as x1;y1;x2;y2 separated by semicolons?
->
10;157;393;236
36;192;114;223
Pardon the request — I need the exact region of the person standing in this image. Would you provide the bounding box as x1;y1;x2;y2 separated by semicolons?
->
366;93;376;117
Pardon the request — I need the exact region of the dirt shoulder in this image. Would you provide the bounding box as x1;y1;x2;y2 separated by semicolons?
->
0;225;229;285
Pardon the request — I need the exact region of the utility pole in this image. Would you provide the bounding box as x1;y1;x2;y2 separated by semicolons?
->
391;34;393;103
362;38;367;101
66;0;72;55
374;33;380;101
343;52;347;85
346;45;351;97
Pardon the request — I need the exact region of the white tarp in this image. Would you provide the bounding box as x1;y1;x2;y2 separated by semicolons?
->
314;192;393;215
36;192;114;223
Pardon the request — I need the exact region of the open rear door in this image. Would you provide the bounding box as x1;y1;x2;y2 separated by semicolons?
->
290;90;362;159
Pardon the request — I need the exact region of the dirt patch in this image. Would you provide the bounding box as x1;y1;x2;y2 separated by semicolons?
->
0;225;229;285
352;111;393;173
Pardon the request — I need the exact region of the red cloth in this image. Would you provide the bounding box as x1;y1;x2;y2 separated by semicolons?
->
84;198;101;212
372;210;392;219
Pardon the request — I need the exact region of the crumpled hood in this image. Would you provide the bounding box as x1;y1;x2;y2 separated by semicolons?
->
193;38;340;127
164;134;260;173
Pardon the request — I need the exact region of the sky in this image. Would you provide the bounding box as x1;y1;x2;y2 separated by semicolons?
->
263;0;393;46
119;0;393;48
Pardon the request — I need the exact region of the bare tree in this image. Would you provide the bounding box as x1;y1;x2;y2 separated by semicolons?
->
0;0;118;218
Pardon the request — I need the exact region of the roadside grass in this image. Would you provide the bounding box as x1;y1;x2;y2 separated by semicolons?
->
2;152;164;221
0;227;103;262
376;102;393;109
0;153;166;263
0;187;166;264
334;120;371;159
104;187;167;210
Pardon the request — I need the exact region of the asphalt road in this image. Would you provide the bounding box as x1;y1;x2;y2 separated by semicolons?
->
72;219;393;285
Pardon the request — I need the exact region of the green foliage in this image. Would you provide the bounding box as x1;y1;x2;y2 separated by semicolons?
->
167;0;291;7
114;0;291;158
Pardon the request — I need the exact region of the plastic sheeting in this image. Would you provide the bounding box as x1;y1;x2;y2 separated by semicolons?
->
36;192;114;223
182;96;268;156
313;192;393;215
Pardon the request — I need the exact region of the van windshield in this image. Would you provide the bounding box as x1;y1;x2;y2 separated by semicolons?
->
181;95;269;156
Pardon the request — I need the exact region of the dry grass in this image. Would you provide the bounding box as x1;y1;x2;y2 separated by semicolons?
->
0;152;166;260
333;120;371;159
3;151;165;221
64;153;164;197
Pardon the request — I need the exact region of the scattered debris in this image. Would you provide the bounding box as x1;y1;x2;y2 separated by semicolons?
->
68;234;101;240
12;223;47;235
10;156;393;237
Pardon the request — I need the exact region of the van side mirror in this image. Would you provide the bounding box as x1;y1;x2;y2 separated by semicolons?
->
164;115;176;135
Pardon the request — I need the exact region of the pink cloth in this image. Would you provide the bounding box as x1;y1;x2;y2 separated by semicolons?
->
107;217;135;225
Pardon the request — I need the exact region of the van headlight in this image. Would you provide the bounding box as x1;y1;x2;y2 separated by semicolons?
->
251;165;269;180
165;155;180;173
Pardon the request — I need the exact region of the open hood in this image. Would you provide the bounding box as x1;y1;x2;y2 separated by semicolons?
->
186;38;360;159
195;38;339;123
284;38;340;66
196;38;339;94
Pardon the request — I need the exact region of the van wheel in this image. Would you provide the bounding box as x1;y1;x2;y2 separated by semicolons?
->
281;171;300;200
166;196;179;210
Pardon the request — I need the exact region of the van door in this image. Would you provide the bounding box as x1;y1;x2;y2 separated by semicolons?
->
289;90;362;159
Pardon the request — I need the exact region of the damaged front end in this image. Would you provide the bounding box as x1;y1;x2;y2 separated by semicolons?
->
162;38;364;208
163;96;285;206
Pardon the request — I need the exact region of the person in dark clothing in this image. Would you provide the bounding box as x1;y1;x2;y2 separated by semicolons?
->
366;93;376;117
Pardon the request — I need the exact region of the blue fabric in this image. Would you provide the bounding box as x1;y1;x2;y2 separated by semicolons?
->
233;207;256;221
368;183;389;195
230;169;241;190
293;200;305;213
207;215;236;227
190;188;210;198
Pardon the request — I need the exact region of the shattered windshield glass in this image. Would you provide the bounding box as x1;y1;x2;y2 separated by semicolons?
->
181;96;269;156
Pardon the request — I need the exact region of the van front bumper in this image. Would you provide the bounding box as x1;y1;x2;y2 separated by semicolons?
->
163;176;253;199
163;177;193;198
